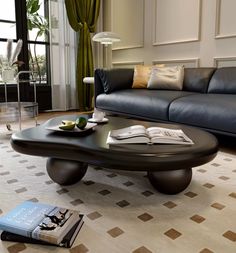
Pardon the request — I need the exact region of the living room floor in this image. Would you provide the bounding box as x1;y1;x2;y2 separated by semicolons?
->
0;112;235;253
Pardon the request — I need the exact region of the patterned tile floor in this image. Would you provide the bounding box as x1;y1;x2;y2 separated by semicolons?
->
0;118;236;253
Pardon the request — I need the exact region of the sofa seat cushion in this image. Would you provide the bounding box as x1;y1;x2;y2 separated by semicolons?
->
169;94;236;134
96;89;195;121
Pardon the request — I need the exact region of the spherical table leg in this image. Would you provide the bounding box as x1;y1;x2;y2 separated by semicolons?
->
46;158;88;185
147;168;192;194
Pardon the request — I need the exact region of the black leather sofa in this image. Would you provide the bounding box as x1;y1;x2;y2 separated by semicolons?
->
94;67;236;136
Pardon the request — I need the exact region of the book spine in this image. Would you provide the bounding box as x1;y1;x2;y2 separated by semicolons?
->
0;231;53;246
0;223;33;238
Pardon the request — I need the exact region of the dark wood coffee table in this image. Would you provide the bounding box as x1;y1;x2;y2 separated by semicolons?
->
11;115;218;194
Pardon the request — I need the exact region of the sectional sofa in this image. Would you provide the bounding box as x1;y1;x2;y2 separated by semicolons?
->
94;67;236;137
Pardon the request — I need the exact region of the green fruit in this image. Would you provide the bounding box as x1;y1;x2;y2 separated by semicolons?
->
59;122;75;130
76;117;87;129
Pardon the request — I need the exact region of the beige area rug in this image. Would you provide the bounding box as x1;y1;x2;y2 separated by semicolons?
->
0;118;236;253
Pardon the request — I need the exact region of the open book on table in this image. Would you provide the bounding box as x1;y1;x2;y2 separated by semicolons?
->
107;125;194;145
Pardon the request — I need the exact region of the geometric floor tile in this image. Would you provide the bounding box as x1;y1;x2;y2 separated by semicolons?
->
218;176;229;181
132;246;152;253
19;159;28;163
184;191;198;198
26;165;36;169
116;200;130;207
70;244;89;253
83;180;95;185
211;202;225;210
27;197;39;202
56;188;69;194
211;163;220;167
98;189;111;195
164;228;182;240
190;214;206;223
224;158;232;161
7;243;26;253
7;179;18;184
0;171;10;176
197;169;207;173
70;199;84;206
199;249;214;253
87;211;102;220
107;227;124;238
35;172;45;176
12;154;20;157
228;192;236;198
45;180;54;185
123;181;134;187
137;213;153;222
222;230;236;242
141;190;154;197
163;201;177;209
106;173;117;178
93;167;103;171
203;183;215;189
15;187;27;193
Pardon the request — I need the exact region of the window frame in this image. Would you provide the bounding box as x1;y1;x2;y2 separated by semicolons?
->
0;0;52;110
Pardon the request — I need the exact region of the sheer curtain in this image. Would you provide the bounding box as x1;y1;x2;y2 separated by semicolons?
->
49;0;77;111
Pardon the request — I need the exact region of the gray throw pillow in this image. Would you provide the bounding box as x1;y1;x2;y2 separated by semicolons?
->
147;66;184;90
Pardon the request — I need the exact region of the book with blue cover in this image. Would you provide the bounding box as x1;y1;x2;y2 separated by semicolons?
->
0;216;84;248
0;201;82;245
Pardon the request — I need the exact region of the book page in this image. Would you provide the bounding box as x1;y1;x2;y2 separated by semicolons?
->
110;125;148;140
107;131;149;145
147;127;193;144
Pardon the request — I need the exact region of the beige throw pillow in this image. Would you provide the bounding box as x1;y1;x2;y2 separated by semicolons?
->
132;64;165;88
147;66;184;90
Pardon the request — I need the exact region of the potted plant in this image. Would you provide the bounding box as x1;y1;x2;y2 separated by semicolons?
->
0;39;24;82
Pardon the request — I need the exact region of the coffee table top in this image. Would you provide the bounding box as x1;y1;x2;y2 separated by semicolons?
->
11;115;218;171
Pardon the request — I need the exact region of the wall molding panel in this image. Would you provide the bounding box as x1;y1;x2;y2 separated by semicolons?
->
112;61;144;68
111;0;144;51
215;0;236;39
153;0;202;46
152;58;200;67
103;0;236;68
214;56;236;67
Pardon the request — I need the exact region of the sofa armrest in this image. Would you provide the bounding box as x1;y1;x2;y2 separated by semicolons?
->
94;68;134;96
94;69;105;98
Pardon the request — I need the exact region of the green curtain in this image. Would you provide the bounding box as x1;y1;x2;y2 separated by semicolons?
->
65;0;100;111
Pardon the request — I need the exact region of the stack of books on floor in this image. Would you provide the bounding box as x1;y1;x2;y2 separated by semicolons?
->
0;201;84;248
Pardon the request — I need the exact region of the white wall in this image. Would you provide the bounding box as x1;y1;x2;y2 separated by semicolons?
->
102;0;236;68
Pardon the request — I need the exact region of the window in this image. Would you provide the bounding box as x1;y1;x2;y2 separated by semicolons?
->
0;0;52;110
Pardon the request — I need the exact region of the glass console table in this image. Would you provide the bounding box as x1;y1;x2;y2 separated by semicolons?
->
0;71;38;131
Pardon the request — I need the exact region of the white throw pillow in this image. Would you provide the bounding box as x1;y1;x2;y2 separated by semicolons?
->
147;66;184;90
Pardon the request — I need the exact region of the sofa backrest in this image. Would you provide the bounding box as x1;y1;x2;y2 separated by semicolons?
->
208;67;236;94
183;68;216;93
